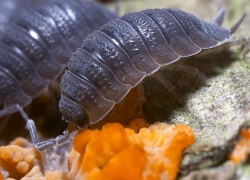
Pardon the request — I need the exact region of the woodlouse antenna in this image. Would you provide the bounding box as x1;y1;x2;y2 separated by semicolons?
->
214;8;226;26
230;13;246;34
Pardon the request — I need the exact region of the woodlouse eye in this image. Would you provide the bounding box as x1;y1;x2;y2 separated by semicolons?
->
76;112;90;129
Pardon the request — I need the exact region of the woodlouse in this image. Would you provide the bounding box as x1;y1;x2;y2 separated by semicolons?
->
0;0;45;36
3;7;246;150
59;8;245;127
0;0;117;120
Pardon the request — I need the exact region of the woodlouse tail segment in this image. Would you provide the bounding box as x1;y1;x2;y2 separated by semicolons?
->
214;8;226;26
230;13;246;34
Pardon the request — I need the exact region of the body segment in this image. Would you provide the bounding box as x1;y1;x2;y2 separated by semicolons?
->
59;8;243;127
0;0;117;116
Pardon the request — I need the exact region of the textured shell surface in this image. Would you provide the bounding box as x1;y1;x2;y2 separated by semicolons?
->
59;8;239;128
0;0;117;116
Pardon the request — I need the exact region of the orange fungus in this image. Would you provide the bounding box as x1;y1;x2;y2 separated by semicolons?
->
229;128;250;163
72;122;195;180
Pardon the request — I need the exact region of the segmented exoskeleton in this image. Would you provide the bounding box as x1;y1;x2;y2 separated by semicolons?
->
4;7;245;151
59;8;245;129
0;0;46;36
0;0;117;118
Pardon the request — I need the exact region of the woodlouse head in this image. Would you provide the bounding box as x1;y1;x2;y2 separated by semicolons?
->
59;96;90;129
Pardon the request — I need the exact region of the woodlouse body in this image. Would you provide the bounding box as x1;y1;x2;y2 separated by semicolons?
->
59;8;244;128
0;0;45;36
0;0;117;116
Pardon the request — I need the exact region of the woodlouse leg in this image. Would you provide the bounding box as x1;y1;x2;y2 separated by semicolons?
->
167;63;208;84
2;105;41;145
0;104;79;151
214;8;225;26
0;105;28;119
35;123;79;151
0;97;11;133
220;37;249;50
137;82;146;115
242;38;250;60
108;107;116;122
0;104;39;144
0;116;9;133
195;38;249;58
151;72;183;103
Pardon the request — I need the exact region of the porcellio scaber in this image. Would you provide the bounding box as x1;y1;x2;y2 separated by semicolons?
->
1;5;246;150
59;8;245;129
0;0;43;36
0;0;117;119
